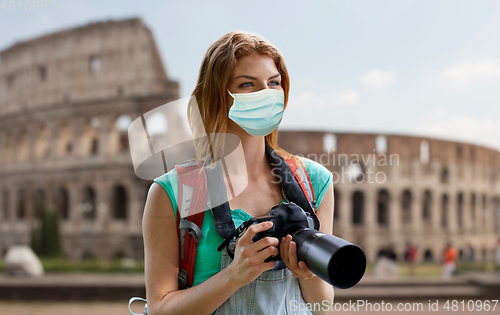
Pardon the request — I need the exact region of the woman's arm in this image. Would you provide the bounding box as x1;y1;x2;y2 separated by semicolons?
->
143;182;278;315
280;182;335;315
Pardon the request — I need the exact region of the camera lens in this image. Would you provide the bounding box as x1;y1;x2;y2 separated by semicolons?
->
293;229;366;289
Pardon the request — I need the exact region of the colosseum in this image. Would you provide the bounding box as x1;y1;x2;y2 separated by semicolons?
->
0;18;499;264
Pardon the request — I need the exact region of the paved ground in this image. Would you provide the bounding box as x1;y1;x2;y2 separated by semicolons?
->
0;302;132;315
1;272;499;314
1;300;498;315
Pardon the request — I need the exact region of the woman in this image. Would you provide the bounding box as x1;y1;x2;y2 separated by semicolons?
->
143;31;334;315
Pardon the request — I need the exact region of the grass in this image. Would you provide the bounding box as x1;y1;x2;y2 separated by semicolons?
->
1;257;499;275
0;257;144;273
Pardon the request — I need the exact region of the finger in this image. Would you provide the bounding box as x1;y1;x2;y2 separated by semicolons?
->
280;237;287;263
254;244;279;263
289;239;299;268
282;235;290;264
251;236;279;253
261;260;277;273
238;222;273;245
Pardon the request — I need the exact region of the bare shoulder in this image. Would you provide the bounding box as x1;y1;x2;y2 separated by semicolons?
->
143;182;175;219
143;182;180;304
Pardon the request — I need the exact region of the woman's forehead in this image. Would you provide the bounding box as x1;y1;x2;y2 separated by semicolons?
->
232;53;278;77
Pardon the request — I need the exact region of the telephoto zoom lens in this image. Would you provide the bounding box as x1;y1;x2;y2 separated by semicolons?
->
292;229;366;289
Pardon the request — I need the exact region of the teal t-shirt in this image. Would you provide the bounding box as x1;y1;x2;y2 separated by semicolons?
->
153;156;333;287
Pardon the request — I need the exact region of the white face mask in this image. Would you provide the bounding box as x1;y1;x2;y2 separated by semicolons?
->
227;89;285;137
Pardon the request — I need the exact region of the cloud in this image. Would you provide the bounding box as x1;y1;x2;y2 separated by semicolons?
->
359;69;397;89
289;90;359;109
416;110;500;150
440;60;500;87
333;89;359;106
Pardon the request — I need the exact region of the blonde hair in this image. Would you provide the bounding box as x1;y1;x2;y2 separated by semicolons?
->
188;31;303;169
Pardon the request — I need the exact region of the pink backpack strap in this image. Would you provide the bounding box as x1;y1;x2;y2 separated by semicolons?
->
285;157;316;212
175;159;207;289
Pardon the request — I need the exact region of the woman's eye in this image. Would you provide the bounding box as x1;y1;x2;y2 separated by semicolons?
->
269;81;280;86
239;82;253;88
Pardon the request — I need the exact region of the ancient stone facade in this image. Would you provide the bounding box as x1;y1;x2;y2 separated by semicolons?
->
1;18;499;265
0;18;178;261
279;131;500;263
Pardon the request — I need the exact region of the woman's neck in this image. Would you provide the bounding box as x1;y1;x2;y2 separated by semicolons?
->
222;134;270;183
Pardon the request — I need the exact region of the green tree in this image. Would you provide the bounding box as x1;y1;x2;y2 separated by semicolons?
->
30;204;63;258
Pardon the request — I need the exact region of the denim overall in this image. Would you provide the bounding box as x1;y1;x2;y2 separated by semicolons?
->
215;247;313;315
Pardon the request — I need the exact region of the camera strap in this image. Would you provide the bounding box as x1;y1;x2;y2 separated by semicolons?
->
264;141;320;230
175;139;318;289
217;219;257;253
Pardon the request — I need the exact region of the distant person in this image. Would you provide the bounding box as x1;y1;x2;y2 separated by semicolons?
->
443;243;458;280
406;242;418;277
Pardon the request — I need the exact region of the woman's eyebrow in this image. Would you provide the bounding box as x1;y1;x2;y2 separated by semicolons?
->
234;73;281;80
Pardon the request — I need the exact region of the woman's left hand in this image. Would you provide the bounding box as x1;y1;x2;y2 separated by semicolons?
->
280;234;315;280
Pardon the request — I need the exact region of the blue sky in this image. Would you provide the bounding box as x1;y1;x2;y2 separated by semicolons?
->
1;0;500;150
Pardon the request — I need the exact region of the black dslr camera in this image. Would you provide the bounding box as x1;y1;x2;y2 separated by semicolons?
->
219;202;366;289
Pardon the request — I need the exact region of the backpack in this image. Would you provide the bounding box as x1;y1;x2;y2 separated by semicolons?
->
129;141;317;314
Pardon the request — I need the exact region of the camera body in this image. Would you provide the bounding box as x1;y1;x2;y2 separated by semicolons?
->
251;202;314;261
245;201;366;289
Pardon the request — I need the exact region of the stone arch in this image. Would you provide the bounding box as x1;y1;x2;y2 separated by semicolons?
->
420;140;430;164
83;117;100;156
492;196;500;232
56;122;73;156
441;194;449;228
2;189;9;220
422;190;432;222
55;187;70;220
481;194;487;227
470;192;477;229
81;186;96;220
457;192;464;228
18;129;29;161
4;132;14;163
377;189;390;226
35;124;49;160
17;188;26;219
323;133;336;153
441;167;449;184
90;55;100;74
112;114;132;153
352;190;364;225
401;189;412;224
33;189;45;219
376;135;387;154
423;249;434;262
112;185;127;219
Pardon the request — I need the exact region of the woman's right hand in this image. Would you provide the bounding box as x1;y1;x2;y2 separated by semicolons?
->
225;221;279;288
